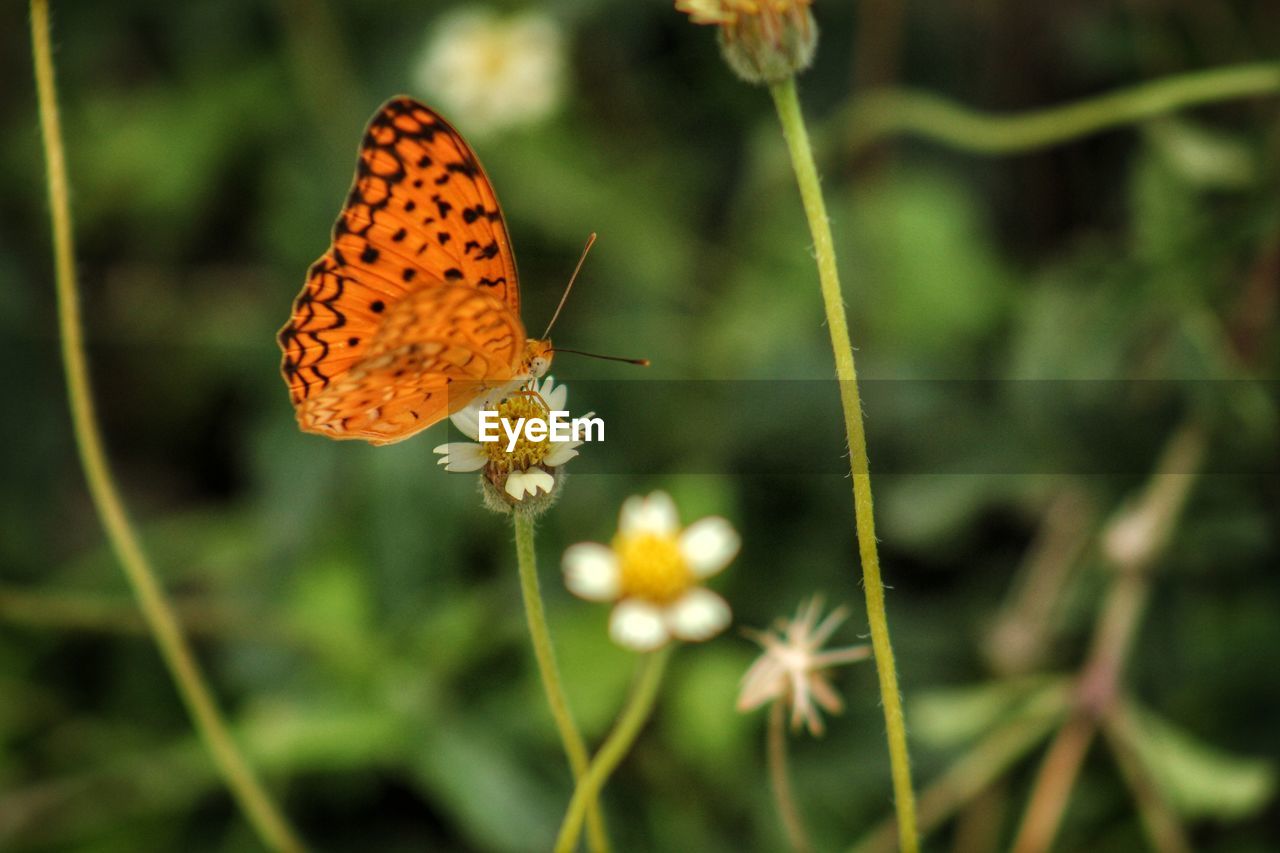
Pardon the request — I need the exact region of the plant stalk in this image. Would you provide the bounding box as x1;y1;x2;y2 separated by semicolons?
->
554;646;672;853
512;511;608;852
770;77;919;853
843;62;1280;156
768;700;812;853
30;2;303;850
1011;422;1205;852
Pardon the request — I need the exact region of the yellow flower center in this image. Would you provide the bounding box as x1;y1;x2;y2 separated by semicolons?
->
482;391;552;470
613;532;693;604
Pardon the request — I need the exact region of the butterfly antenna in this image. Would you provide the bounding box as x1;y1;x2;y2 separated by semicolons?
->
542;232;597;339
552;348;650;367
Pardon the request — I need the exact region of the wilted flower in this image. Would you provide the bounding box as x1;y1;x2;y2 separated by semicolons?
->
434;377;591;511
563;492;738;651
738;596;870;735
415;8;566;136
676;0;817;85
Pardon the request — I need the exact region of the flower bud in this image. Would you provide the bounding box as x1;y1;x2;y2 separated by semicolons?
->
677;0;818;85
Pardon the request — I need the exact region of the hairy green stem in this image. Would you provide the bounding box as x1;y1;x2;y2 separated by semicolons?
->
512;512;607;852
768;700;812;853
770;78;919;853
29;2;303;850
850;680;1071;853
843;62;1280;155
554;646;672;853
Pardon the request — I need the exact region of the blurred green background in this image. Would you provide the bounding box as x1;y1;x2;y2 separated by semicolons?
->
3;1;1279;850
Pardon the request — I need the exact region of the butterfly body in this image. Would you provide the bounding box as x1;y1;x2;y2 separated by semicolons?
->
279;97;551;445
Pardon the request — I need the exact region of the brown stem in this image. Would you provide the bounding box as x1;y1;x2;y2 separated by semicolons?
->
768;700;812;853
1011;712;1098;853
985;488;1095;678
1101;702;1193;853
949;780;1009;853
1011;422;1206;852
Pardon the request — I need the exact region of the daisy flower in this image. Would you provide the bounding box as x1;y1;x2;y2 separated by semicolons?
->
414;8;566;137
738;596;871;736
434;377;590;506
563;491;739;651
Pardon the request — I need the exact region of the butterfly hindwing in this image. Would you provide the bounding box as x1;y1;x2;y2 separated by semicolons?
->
296;286;525;445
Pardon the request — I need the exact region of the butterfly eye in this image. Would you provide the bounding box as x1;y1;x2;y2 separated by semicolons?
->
530;357;550;377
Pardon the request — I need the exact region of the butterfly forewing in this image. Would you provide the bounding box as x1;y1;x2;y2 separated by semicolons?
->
279;97;526;444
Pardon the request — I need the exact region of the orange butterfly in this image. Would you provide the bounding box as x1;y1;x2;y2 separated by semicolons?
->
278;97;553;446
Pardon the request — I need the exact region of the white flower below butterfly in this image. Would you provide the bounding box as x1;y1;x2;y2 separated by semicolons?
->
434;376;590;507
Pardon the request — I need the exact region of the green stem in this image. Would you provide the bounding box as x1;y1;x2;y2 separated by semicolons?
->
842;62;1280;155
512;512;608;852
554;646;672;853
29;2;303;851
770;78;919;853
850;680;1071;853
768;700;812;853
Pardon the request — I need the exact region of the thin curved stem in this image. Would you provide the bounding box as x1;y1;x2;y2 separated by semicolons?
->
512;512;608;852
554;646;672;853
770;78;919;853
29;2;303;850
843;62;1280;156
768;700;812;853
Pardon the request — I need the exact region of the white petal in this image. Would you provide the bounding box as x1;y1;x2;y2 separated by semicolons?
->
545;380;568;413
449;404;485;440
543;444;579;466
737;657;788;712
527;468;555;494
504;470;533;500
562;543;620;601
435;442;487;472
609;600;669;652
619;491;678;537
503;470;529;500
665;588;731;642
678;517;740;578
504;468;554;501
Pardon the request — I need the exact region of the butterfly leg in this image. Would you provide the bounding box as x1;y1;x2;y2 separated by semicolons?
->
508;387;551;414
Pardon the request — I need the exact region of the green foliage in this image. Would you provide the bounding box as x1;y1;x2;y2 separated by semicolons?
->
1126;704;1276;821
6;0;1280;850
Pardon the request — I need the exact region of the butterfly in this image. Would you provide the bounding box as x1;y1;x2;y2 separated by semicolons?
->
278;97;553;446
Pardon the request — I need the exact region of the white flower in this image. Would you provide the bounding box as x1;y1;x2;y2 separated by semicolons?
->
414;9;566;137
562;492;738;651
737;596;871;736
433;377;588;505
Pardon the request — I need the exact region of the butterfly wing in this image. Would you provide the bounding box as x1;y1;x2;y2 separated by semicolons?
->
279;97;525;444
297;285;524;445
